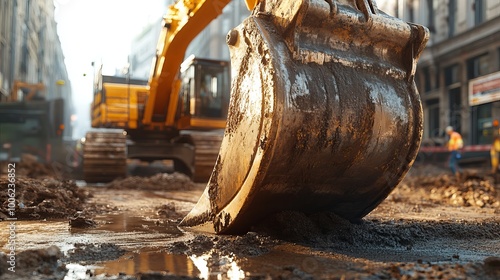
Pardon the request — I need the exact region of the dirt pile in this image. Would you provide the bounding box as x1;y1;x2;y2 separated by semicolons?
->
394;171;500;209
156;202;185;220
0;246;67;280
105;172;196;191
371;259;500;280
168;232;279;257
248;210;500;251
64;243;126;265
0;178;89;220
16;154;56;179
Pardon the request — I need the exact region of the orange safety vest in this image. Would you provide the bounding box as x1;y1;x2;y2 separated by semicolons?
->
448;131;463;151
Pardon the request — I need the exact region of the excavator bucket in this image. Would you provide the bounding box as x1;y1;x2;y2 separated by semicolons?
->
181;0;429;234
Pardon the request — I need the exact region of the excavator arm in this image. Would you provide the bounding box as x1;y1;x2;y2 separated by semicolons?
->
142;0;260;126
9;81;45;102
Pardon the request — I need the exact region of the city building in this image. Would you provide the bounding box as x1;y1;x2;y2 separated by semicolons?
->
129;1;250;80
185;1;250;61
0;0;73;138
380;0;500;146
129;18;163;80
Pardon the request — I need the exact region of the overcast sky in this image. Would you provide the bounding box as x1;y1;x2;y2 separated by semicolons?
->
53;0;166;138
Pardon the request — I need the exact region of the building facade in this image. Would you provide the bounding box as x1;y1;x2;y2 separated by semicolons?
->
0;0;73;138
185;1;249;61
380;0;500;146
129;18;163;80
129;1;250;80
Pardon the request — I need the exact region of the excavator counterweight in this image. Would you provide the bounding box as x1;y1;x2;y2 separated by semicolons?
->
181;0;429;234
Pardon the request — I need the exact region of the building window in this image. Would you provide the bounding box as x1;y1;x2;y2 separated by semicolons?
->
426;0;435;32
449;87;462;133
444;64;459;87
407;1;415;23
448;0;457;37
497;48;500;71
435;67;440;89
471;103;493;145
426;99;440;137
1;1;6;38
0;41;4;75
467;53;489;80
444;64;461;133
474;0;486;26
422;67;431;93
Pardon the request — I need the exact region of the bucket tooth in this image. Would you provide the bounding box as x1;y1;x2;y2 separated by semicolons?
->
181;0;429;234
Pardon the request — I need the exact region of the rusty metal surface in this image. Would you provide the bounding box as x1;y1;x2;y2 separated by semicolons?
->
182;0;429;234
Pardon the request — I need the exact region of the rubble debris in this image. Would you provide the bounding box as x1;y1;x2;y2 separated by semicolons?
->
167;232;279;257
251;211;500;250
0;178;89;220
372;258;500;280
65;243;126;265
156;202;184;220
69;215;98;228
105;172;196;191
484;256;500;277
394;171;500;208
0;246;67;280
16;153;57;179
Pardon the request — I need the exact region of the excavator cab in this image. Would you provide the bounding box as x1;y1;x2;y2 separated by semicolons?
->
178;56;230;129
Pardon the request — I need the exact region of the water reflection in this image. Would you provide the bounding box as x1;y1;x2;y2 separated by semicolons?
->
190;252;245;280
95;251;197;276
92;251;246;279
95;212;182;235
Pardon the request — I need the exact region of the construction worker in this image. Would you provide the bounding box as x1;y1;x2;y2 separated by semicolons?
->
446;126;463;176
490;120;500;174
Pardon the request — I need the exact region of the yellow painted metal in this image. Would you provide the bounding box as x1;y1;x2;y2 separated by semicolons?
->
143;0;232;125
9;81;45;101
188;118;226;130
244;0;259;10
90;82;148;129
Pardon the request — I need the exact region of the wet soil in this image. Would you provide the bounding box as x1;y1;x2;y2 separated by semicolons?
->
0;154;58;180
1;166;500;279
0;178;89;220
105;172;196;191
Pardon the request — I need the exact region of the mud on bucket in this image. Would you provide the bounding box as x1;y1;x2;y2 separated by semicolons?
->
181;0;429;234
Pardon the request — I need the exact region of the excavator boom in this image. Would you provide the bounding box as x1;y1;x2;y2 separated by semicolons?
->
143;0;232;125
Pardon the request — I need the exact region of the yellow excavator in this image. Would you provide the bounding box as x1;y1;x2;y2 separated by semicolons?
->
85;0;429;234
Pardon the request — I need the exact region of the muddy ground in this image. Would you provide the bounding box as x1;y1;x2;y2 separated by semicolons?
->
0;163;499;279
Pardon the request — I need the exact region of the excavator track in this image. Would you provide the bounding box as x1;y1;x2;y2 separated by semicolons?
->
83;130;127;183
187;130;224;183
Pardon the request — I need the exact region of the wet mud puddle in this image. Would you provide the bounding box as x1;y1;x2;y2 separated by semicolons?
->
9;205;500;280
2;172;500;279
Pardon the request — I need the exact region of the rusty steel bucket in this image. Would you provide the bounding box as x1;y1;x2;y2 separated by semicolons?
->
181;0;429;234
